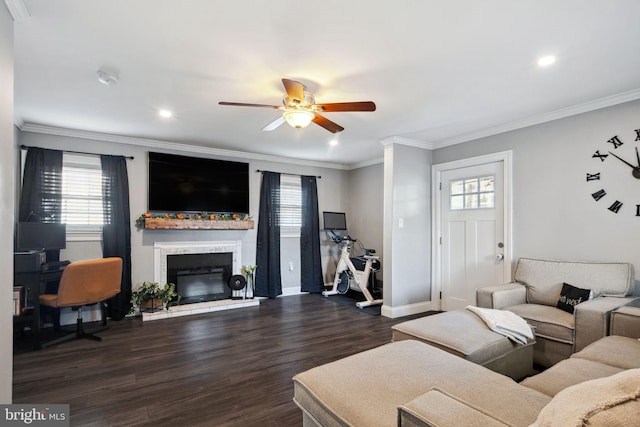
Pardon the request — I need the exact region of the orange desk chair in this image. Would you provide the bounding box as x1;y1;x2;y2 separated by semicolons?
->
39;257;123;348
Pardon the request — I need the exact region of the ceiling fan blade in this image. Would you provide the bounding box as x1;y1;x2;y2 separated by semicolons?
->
312;113;344;133
316;101;376;112
262;116;286;131
219;101;280;109
282;79;305;103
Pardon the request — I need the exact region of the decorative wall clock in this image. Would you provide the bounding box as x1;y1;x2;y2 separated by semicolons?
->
587;128;640;215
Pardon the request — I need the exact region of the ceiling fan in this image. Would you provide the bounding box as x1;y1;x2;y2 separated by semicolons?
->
219;78;376;134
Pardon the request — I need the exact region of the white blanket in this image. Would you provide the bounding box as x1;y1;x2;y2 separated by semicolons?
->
465;305;534;345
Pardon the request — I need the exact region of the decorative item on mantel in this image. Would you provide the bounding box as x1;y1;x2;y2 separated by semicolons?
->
135;212;254;230
129;281;181;315
242;265;257;299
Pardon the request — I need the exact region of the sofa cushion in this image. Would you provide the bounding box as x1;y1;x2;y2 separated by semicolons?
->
571;335;640;370
506;304;574;343
521;358;624;397
530;368;640;427
556;282;591;314
514;258;634;306
399;389;515;427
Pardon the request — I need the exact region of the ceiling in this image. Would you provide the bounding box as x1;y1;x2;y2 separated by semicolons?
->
10;0;640;168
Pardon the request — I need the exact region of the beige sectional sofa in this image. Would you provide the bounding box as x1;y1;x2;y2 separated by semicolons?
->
293;335;640;426
476;258;636;367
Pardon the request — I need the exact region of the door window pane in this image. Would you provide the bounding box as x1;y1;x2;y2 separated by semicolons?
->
450;175;495;210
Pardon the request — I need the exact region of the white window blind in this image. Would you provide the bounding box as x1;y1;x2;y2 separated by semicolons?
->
61;153;104;236
280;175;302;233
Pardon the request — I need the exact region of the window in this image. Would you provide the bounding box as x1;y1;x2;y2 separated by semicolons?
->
61;153;104;237
450;175;495;210
280;175;302;235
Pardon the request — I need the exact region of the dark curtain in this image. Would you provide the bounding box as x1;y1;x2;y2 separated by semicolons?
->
101;155;132;320
19;147;63;223
255;172;282;298
19;148;64;326
300;175;323;293
19;147;63;265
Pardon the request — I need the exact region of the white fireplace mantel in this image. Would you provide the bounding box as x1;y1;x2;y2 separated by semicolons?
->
153;240;242;286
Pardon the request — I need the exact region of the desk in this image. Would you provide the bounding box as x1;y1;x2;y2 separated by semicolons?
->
14;265;66;350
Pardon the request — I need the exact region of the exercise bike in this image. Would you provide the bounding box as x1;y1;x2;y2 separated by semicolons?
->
322;230;383;309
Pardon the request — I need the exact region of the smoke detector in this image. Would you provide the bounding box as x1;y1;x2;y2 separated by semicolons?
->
97;70;118;86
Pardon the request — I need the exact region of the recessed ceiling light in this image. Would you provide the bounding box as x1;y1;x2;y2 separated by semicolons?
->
537;55;556;67
329;139;338;146
97;70;118;86
158;109;173;118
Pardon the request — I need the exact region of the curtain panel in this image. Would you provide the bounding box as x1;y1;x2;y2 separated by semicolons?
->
300;175;323;293
19;147;63;223
101;155;132;320
255;171;282;298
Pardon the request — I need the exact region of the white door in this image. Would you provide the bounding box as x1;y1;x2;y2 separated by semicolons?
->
440;161;506;311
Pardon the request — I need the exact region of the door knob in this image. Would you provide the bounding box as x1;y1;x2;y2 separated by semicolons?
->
496;254;504;261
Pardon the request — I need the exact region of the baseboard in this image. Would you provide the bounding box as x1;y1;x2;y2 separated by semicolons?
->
281;287;307;297
381;300;436;318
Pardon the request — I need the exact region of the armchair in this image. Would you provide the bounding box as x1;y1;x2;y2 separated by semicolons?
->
477;258;636;367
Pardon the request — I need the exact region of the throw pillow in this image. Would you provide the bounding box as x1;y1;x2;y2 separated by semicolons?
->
556;282;590;314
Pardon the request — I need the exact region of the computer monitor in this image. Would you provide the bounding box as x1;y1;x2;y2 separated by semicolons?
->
16;222;67;251
322;212;347;230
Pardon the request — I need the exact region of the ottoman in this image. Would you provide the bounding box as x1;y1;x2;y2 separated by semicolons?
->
392;310;535;380
293;340;549;427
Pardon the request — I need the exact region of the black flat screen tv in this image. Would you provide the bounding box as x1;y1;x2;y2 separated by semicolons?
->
16;222;67;251
148;152;250;214
323;212;347;230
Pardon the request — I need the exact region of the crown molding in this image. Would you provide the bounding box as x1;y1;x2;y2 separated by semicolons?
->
433;88;640;149
4;0;29;21
379;136;435;150
18;123;351;170
348;157;383;170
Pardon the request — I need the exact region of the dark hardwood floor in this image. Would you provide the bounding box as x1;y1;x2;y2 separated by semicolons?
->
13;294;428;426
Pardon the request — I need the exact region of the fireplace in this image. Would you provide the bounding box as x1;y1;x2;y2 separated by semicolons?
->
154;240;242;294
168;252;232;304
147;240;257;321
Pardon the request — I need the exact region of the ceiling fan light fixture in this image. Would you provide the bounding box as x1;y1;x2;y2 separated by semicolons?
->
283;109;314;129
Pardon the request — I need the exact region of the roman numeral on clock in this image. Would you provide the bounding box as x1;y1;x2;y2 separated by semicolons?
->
637;205;640;216
606;135;623;149
586;173;600;181
592;150;608;162
608;200;623;213
591;189;606;201
635;129;640;141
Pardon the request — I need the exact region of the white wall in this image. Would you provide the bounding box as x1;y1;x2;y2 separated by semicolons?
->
345;162;384;279
382;142;432;317
0;3;14;403
434;99;640;289
17;131;349;298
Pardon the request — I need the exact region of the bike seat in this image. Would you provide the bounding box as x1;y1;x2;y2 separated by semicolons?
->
362;248;376;255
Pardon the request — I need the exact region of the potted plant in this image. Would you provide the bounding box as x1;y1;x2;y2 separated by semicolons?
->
129;281;180;315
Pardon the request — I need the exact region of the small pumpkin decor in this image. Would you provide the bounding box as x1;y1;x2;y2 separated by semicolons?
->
129;282;180;315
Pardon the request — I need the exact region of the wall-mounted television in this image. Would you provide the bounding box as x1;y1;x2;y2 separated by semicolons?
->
148;152;250;214
16;222;67;251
